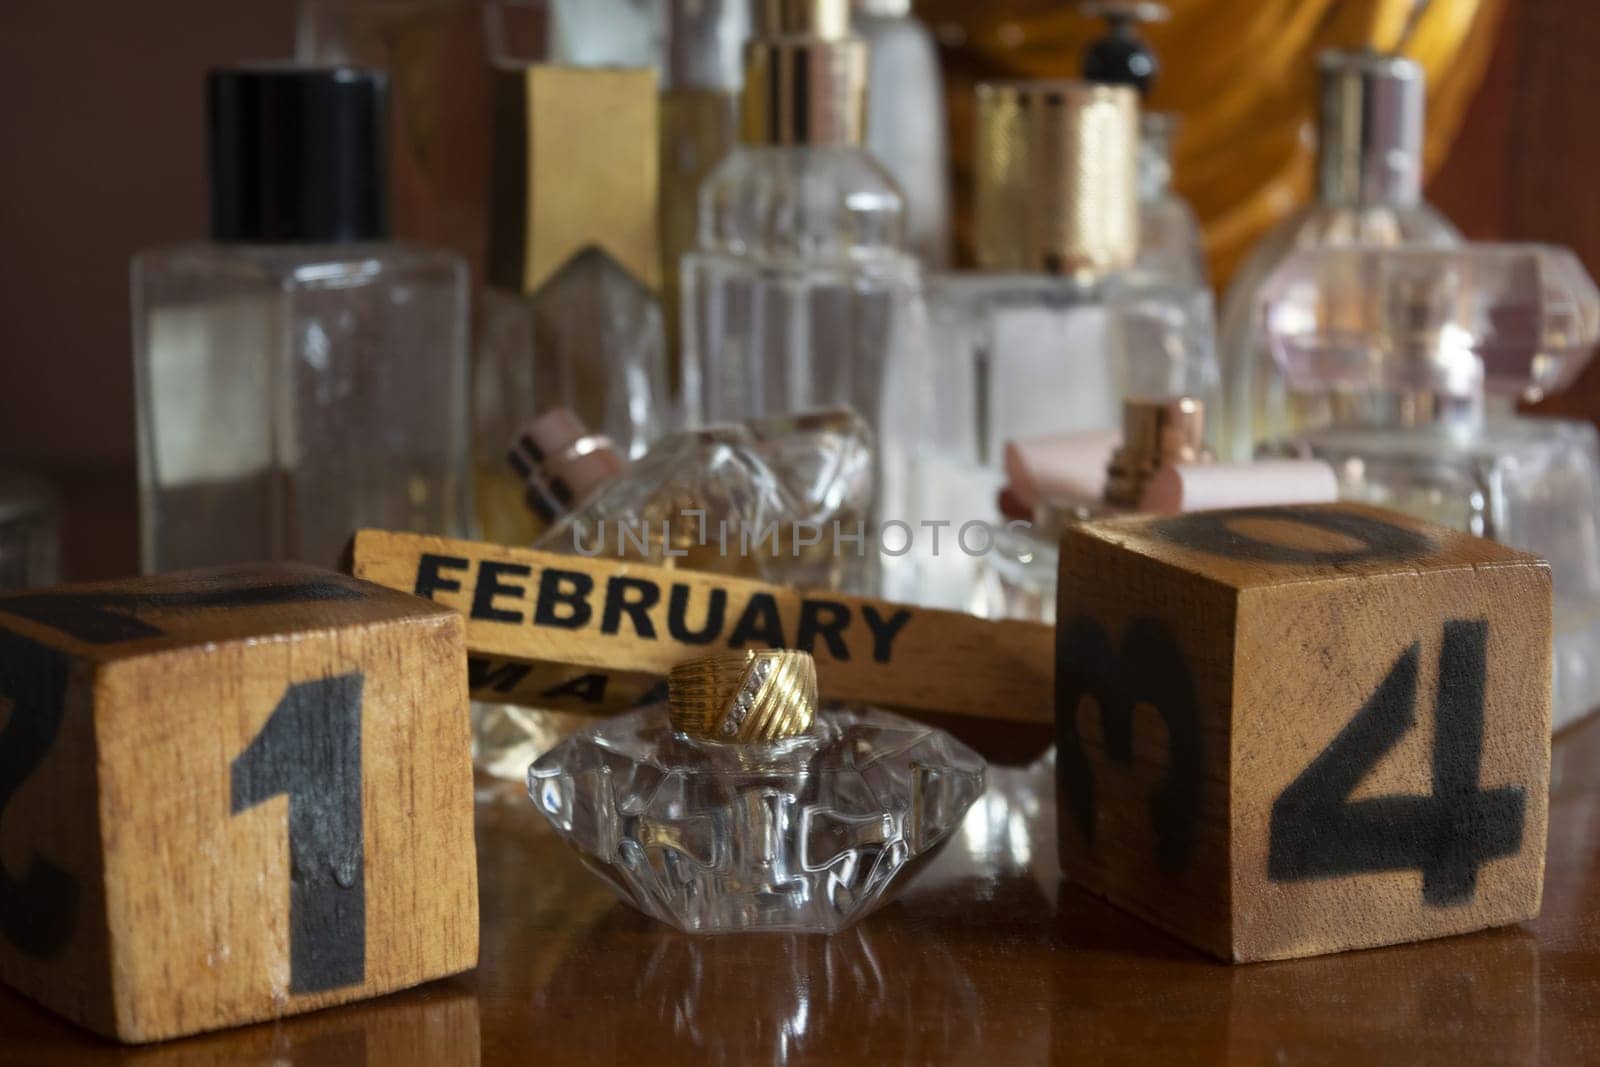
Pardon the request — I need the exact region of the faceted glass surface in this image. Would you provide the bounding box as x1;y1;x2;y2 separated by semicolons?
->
1216;199;1459;461
1259;245;1600;401
133;242;471;573
472;249;667;545
1265;415;1600;731
529;704;987;933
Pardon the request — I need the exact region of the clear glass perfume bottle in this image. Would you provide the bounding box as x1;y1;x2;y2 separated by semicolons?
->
1217;49;1460;461
681;0;923;534
133;66;471;574
473;64;667;546
530;650;986;933
912;80;1216;610
660;0;750;411
853;0;952;268
1257;244;1600;730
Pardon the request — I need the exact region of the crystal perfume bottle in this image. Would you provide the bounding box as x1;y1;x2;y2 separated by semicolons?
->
1216;49;1460;461
1257;244;1600;729
681;0;923;529
660;0;751;408
1080;2;1207;288
530;649;986;933
912;80;1216;610
474;64;667;546
539;410;876;589
854;0;952;268
133;66;471;573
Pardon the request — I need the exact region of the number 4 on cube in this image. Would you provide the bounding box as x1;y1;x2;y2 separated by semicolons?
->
1057;504;1551;962
0;566;478;1042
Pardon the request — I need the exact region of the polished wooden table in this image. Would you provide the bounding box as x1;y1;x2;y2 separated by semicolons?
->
3;716;1599;1065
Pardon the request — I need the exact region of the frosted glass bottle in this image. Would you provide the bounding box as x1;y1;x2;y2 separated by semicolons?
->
133;66;470;573
1217;50;1458;461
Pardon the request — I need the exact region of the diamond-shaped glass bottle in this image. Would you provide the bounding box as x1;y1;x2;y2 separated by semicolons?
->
529;650;986;933
1258;243;1600;729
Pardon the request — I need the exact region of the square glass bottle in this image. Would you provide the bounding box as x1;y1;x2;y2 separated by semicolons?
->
911;80;1217;610
133;66;471;573
1258;244;1600;729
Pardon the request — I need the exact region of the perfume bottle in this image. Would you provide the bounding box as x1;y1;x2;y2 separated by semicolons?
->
0;473;60;591
681;0;923;526
473;64;667;546
977;398;1337;622
913;80;1216;610
1217;49;1460;461
1080;1;1207;288
1257;244;1600;729
660;0;751;408
133;66;471;574
853;0;952;268
530;649;986;933
539;410;875;588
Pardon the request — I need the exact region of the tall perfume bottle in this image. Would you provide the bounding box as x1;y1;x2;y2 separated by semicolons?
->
854;0;952;268
1080;1;1207;288
474;64;667;545
912;80;1216;610
1258;244;1600;729
661;0;751;408
681;0;922;526
531;649;985;933
133;66;471;573
1217;49;1460;461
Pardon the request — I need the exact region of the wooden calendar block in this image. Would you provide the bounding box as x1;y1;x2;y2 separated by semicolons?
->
0;565;477;1042
1056;503;1551;962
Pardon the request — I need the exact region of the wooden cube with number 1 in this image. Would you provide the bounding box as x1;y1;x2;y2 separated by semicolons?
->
0;565;477;1042
1056;503;1550;962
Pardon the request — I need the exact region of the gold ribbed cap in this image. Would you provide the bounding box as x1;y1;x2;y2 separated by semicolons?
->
669;650;818;742
975;81;1140;275
741;0;866;146
1104;397;1211;508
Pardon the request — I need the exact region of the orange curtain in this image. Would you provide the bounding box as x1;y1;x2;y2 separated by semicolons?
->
921;0;1508;285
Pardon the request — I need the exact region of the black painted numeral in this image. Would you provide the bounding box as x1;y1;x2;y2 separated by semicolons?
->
1268;621;1525;905
232;675;366;993
0;632;77;957
1057;616;1203;876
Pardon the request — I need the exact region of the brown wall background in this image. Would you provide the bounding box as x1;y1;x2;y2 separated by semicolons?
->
0;0;1591;578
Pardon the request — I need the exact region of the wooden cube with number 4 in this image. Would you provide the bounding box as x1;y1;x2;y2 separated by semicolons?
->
1056;503;1551;963
0;565;477;1042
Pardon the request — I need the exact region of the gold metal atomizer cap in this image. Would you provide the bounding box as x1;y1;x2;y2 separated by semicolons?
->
669;650;819;742
1104;397;1211;509
741;0;867;147
975;81;1140;276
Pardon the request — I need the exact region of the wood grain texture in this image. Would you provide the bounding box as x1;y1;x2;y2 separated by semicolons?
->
348;530;1055;732
0;565;479;1043
1057;503;1551;962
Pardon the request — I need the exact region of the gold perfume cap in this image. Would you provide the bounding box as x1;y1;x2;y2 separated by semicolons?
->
975;81;1140;275
1104;397;1211;508
741;0;866;146
488;65;661;295
669;650;819;742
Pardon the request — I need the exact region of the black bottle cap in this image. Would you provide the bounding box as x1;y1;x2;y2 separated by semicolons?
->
1081;2;1166;98
208;65;391;244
